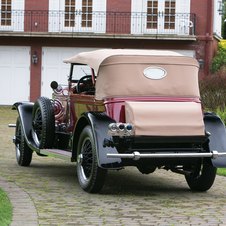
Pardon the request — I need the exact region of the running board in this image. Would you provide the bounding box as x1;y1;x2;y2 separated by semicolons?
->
40;149;72;162
107;151;226;161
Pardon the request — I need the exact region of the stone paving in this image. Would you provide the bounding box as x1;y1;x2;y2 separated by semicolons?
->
1;143;226;226
1;123;226;225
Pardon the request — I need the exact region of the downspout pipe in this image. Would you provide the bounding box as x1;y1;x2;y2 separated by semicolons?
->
205;0;213;76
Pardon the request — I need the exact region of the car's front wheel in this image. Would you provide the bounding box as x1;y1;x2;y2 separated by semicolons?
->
77;126;107;193
185;158;217;191
15;117;32;166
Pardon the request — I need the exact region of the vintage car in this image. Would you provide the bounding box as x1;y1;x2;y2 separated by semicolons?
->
12;49;226;193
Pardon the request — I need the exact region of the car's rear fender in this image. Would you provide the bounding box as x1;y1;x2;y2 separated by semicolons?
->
13;102;35;149
204;112;226;168
72;112;123;170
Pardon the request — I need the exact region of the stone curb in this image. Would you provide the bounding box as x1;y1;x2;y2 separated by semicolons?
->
0;175;38;226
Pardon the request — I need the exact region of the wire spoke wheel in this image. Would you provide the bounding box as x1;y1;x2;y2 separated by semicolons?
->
32;108;43;146
15;117;32;166
15;120;22;162
80;138;93;179
31;97;55;149
77;126;107;193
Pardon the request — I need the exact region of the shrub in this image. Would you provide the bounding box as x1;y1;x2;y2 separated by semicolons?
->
215;107;226;125
222;22;226;39
220;39;226;49
199;74;226;112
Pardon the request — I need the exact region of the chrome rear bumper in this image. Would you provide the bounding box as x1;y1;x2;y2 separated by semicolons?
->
107;150;226;161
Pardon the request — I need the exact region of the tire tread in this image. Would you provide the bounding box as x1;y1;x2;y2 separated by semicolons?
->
77;126;107;193
185;159;217;191
15;117;32;166
32;97;55;148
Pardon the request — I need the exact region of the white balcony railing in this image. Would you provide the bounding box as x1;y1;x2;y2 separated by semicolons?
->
0;10;196;36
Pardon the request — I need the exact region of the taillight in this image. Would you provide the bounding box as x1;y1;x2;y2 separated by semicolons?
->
108;123;134;136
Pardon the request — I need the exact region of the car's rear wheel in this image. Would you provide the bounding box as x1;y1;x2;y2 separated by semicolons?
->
15;117;32;166
185;158;217;191
77;126;107;193
31;97;55;148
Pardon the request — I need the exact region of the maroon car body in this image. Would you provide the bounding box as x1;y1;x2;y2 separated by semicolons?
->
12;49;226;193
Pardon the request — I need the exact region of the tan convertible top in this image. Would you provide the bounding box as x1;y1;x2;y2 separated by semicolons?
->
64;49;200;100
64;49;203;136
63;49;185;72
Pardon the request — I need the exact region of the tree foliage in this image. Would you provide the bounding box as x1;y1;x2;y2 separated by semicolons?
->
210;40;226;74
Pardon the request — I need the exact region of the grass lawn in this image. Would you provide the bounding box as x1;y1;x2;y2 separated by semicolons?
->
0;188;12;226
0;106;17;226
217;168;226;176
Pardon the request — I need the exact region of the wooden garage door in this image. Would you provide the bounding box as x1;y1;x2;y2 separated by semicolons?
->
0;46;30;105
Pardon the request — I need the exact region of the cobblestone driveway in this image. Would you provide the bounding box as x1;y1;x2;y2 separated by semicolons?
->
1;143;226;225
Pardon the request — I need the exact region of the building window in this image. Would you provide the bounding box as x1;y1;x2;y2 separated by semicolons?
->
147;1;158;29
1;0;11;26
82;0;92;27
164;0;176;29
65;0;75;27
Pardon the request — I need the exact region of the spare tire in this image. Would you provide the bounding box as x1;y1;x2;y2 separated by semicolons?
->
31;97;55;148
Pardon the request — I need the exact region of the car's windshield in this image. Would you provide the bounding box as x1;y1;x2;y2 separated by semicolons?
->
71;65;96;81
